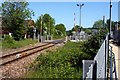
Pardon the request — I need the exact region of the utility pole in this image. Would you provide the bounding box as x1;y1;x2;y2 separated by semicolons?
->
40;15;43;36
40;14;43;42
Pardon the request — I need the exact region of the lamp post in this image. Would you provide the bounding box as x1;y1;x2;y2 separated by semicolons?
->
77;3;84;29
109;0;113;80
77;3;84;40
109;0;112;38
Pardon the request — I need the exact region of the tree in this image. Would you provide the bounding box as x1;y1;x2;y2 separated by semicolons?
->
81;28;107;59
66;30;73;36
49;18;55;35
71;25;80;32
1;2;34;40
118;21;120;31
37;14;55;36
35;15;43;35
93;20;104;28
106;19;115;31
55;24;66;36
84;29;92;35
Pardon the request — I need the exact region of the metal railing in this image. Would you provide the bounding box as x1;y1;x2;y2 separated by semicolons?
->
82;34;117;79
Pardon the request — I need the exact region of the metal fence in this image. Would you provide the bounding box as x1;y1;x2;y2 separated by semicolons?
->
82;34;109;79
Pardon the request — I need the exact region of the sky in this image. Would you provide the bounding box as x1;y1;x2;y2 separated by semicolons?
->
28;2;118;30
118;1;120;21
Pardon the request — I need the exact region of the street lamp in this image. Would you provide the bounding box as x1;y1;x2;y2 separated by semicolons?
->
77;3;84;29
109;0;112;38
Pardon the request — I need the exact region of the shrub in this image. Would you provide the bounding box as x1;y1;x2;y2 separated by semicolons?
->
25;29;107;78
2;38;37;49
81;28;107;59
4;35;14;43
25;42;90;78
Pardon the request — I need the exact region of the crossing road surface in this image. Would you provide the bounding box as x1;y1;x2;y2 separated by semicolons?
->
109;43;120;79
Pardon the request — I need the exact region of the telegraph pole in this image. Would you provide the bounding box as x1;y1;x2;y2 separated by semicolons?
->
40;14;43;42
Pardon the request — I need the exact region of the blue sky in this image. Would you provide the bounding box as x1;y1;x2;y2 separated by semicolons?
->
28;2;118;30
118;1;120;21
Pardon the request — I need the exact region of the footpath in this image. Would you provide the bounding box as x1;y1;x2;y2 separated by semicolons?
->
109;43;120;79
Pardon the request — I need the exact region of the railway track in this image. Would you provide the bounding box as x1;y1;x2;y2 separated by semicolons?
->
1;40;63;66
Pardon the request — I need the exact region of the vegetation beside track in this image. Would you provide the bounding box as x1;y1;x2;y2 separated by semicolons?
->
24;29;107;78
25;41;89;78
1;35;38;49
53;35;65;40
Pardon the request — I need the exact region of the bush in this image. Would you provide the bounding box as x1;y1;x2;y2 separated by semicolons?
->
3;35;18;49
4;35;14;43
25;29;107;78
25;42;90;78
81;28;107;59
12;25;26;41
2;38;37;49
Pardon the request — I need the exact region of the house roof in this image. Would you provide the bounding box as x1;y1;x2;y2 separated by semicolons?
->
25;20;34;27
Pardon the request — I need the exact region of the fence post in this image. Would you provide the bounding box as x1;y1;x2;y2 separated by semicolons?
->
82;60;95;80
93;60;97;80
82;60;86;80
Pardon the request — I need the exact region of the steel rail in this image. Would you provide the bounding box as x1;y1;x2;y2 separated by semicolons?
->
1;41;63;66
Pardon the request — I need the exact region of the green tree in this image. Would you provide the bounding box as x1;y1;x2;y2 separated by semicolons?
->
1;2;34;40
118;21;120;31
39;14;55;36
84;29;92;35
106;19;115;31
93;20;104;28
71;25;80;32
49;18;55;35
81;28;107;59
35;15;43;35
66;30;73;36
55;24;66;36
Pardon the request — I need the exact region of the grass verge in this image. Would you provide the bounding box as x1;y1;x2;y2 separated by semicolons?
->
1;38;38;49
